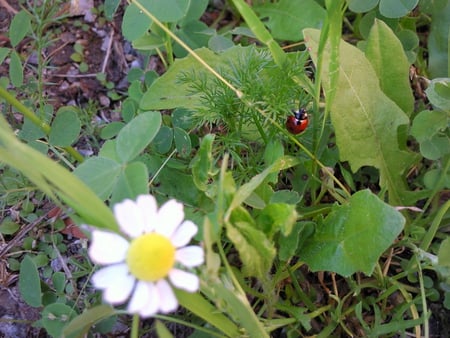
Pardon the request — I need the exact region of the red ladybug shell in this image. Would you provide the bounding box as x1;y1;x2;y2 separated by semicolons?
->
286;109;309;134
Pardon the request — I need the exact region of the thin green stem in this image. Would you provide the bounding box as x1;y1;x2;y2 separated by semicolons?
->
131;314;140;338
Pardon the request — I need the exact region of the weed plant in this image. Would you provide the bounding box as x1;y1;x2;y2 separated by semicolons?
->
0;0;449;337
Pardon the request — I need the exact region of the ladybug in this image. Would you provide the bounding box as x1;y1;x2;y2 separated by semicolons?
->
286;108;309;134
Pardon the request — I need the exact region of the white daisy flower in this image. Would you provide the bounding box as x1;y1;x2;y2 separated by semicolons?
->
87;195;204;318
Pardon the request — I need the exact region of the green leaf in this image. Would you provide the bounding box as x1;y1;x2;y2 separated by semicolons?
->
347;0;378;13
256;203;297;237
9;10;31;47
155;320;174;338
49;106;81;146
9;51;23;87
63;305;116;337
173;21;211;57
0;47;9;64
302;190;405;277
411;110;450;160
100;121;125;140
365;19;414;114
111;161;149;204
152;125;173;154
19;255;42;307
122;3;152;41
0;217;19;235
192;134;216;191
379;0;419;18
228;156;300;214
226;219;276;278
438;237;450;268
304;28;418;205
427;2;450;77
140;46;254;110
255;0;326;41
52;272;66;294
73;157;121;200
175;290;241;337
116;111;161;163
138;0;190;23
426;78;450;112
174;127;192;157
41;303;77;338
104;0;120;20
0;115;117;231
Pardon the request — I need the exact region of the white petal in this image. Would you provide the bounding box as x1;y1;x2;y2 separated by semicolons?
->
128;281;153;314
156;279;178;313
170;220;198;248
169;269;200;292
154;200;184;238
114;199;145;238
89;231;129;264
136;195;158;233
139;283;160;318
92;264;135;304
175;246;204;267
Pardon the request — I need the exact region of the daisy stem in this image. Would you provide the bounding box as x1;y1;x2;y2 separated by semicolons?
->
131;314;140;338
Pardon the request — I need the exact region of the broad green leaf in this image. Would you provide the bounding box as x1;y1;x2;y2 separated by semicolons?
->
9;51;23;87
100;121;125;140
438;237;450;268
140;46;250;110
0;47;10;64
379;0;419;18
226;218;276;278
347;0;378;13
426;78;450;112
19;255;42;307
52;272;66;293
174;127;191;157
73;157;121;200
228;156;300;214
172;107;195;130
0;217;19;234
302;190;405;277
255;0;326;41
41;303;76;338
173;20;211;57
122;3;152;41
427;2;450;77
0;115;117;231
365;20;414;115
152;125;173;154
104;0;120;20
135;0;189;23
49;106;81;146
179;0;208;24
116;111;161;163
304;29;418;205
256;203;298;237
9;10;31;47
111;161;149;204
411;110;450;160
63;305;116;337
191;134;216;191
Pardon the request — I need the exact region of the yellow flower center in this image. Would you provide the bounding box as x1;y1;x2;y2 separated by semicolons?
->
126;233;175;281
